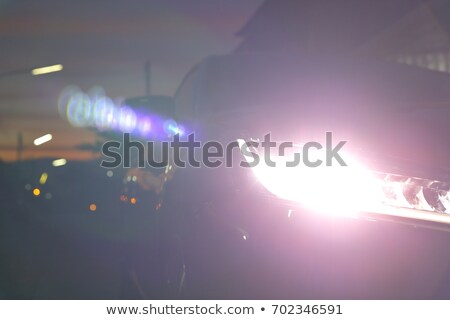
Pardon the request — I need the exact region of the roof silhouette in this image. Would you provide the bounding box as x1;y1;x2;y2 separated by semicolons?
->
235;0;450;57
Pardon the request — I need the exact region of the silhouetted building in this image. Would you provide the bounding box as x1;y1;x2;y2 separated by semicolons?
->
236;0;450;72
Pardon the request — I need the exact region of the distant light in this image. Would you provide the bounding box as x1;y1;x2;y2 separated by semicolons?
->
89;203;97;211
242;235;247;240
163;119;180;136
132;176;137;182
118;107;137;132
31;64;63;76
39;172;48;185
138;118;152;136
52;158;67;167
130;197;137;205
34;134;52;146
33;188;41;196
106;170;113;177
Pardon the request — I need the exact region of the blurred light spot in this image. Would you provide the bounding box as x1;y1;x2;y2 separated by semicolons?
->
126;176;132;182
33;134;52;146
288;209;292;218
89;203;97;211
33;188;40;196
45;193;52;200
155;203;162;210
93;96;115;129
118;107;137;132
39;172;48;185
138;118;152;136
163;119;180;136
66;92;92;127
31;64;63;76
25;184;31;191
242;235;247;240
132;176;137;182
120;195;128;202
106;170;113;177
58;86;80;117
52;158;67;167
130;197;137;204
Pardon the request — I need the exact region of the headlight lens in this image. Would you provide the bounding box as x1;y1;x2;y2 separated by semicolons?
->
238;139;450;224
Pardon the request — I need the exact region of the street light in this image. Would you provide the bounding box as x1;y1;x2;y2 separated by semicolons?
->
0;63;63;79
31;64;63;76
33;134;53;146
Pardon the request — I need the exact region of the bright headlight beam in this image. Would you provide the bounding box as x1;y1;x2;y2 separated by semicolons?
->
52;158;67;167
33;134;52;146
31;64;63;76
238;138;450;224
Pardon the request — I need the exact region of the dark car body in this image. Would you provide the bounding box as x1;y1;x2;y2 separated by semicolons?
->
1;53;450;299
168;53;450;299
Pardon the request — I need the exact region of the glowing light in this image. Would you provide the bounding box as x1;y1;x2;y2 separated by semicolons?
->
163;119;180;136
33;134;52;146
89;203;97;211
39;172;48;185
130;197;137;204
52;158;67;167
138;117;152;136
31;64;63;76
66;92;92;127
288;209;292;218
118;107;137;132
58;86;80;117
439;191;450;213
93;96;116;129
242;235;247;240
106;170;113;177
238;139;378;216
237;139;450;224
33;188;41;196
60;86;188;139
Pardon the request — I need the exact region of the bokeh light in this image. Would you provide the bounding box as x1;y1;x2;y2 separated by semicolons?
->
59;86;188;140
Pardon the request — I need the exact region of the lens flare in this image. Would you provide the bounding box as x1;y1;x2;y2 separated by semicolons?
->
163;119;180;136
118;107;137;132
66;92;92;127
59;86;187;139
138;117;152;136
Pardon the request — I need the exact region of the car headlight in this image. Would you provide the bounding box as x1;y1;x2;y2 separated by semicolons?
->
237;139;450;225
